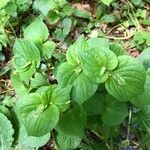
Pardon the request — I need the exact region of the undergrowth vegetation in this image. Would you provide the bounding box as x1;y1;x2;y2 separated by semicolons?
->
0;0;150;149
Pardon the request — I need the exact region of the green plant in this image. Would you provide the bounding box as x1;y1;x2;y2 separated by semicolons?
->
4;22;149;148
1;0;150;149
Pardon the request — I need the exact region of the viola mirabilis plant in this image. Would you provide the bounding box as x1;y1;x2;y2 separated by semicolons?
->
8;18;150;149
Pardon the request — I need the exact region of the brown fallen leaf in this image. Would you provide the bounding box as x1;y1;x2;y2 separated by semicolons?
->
72;3;91;11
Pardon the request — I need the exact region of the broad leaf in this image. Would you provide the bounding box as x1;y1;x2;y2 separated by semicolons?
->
66;35;88;66
13;39;41;82
57;102;86;138
102;95;128;126
0;113;14;149
16;93;59;136
131;70;150;108
33;0;66;15
56;132;81;150
18;125;50;150
109;43;127;56
144;69;150;91
31;72;49;88
11;73;28;97
13;39;40;69
73;9;91;19
101;123;120;139
87;38;109;50
18;61;37;82
86;115;101;131
0;0;10;9
42;41;56;58
16;85;70;136
80;48;118;83
47;11;60;25
24;17;49;43
42;85;71;112
105;56;146;101
57;62;98;104
137;105;150;133
57;36;98;104
134;32;150;47
131;92;150;109
138;47;150;70
83;93;105;116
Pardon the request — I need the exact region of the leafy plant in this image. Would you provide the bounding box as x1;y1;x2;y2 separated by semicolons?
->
9;33;149;149
1;0;150;149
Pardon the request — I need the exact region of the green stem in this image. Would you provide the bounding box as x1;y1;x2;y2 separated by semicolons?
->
127;109;132;140
7;21;17;38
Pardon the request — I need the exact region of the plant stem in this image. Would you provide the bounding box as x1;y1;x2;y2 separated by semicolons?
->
127;108;132;140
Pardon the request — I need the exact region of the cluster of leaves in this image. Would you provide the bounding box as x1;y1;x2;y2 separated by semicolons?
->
1;0;150;150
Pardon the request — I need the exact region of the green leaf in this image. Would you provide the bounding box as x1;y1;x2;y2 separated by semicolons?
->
33;0;57;15
57;62;98;104
42;41;56;58
42;85;71;112
96;4;105;19
57;36;98;104
131;0;142;6
101;0;114;6
0;66;9;76
11;73;28;97
18;125;50;150
0;53;5;61
131;91;150;109
144;69;150;91
105;56;146;101
16;93;60;136
0;113;14;149
53;17;72;41
83;93;105;116
31;72;49;88
136;9;146;19
16;85;70;136
0;0;10;9
137;105;150;133
13;39;40;69
16;0;32;11
61;17;72;36
62;3;73;16
13;39;41;82
33;0;66;15
66;35;88;66
131;70;150;108
56;132;81;150
86;115;101;131
73;9;91;19
57;102;86;138
109;43;127;56
87;38;110;50
134;32;150;47
0;27;9;47
80;48;118;83
19;61;37;83
24;17;49;43
100;14;116;23
101;123;120;139
47;11;60;25
102;95;128;126
4;1;17;15
138;47;150;70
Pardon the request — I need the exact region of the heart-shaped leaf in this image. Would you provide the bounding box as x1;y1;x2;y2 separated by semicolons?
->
80;48;118;83
105;56;146;101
